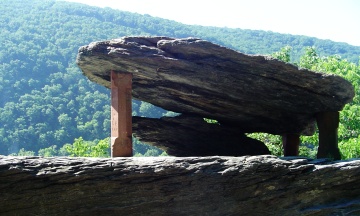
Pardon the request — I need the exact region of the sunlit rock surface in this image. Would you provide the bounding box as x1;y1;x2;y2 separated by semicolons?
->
77;36;354;156
1;156;359;215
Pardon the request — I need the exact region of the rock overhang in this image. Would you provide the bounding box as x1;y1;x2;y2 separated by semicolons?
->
76;36;355;136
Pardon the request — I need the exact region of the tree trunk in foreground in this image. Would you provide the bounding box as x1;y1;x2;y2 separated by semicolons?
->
1;155;360;216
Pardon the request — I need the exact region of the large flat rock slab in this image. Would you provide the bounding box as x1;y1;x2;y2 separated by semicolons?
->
76;36;354;135
1;156;360;215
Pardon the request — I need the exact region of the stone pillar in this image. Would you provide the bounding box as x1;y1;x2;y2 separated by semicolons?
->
316;111;341;160
282;134;300;156
111;70;133;157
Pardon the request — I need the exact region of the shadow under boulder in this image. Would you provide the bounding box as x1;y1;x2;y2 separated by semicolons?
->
133;115;270;156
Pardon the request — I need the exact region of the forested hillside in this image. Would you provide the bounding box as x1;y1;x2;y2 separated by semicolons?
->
0;0;359;156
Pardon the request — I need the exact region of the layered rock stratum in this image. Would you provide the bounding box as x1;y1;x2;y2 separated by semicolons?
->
77;37;354;156
1;156;359;215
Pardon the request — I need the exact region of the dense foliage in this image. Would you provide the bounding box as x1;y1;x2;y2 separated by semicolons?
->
1;0;359;158
250;46;360;159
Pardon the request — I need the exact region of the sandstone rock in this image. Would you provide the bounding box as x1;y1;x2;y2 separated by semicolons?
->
1;156;359;215
76;36;354;136
133;115;270;156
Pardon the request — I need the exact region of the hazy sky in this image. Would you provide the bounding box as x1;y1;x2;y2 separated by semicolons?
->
61;0;360;46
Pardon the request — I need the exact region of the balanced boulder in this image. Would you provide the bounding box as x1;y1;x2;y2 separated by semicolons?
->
76;36;354;157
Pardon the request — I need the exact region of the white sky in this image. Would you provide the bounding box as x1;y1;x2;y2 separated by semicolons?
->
61;0;360;46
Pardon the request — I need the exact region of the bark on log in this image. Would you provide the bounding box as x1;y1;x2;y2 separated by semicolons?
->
1;156;360;216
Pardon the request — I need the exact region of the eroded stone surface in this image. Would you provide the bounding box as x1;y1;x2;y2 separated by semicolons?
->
77;36;354;136
1;156;360;215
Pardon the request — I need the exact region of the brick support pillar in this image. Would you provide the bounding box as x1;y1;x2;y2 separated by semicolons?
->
111;70;133;157
282;134;300;156
316;111;341;160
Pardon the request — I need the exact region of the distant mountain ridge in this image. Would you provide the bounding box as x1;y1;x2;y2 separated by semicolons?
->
0;0;359;154
3;0;360;59
54;0;360;61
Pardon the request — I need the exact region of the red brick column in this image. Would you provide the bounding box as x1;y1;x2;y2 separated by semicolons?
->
111;70;133;157
282;134;300;156
316;111;341;160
